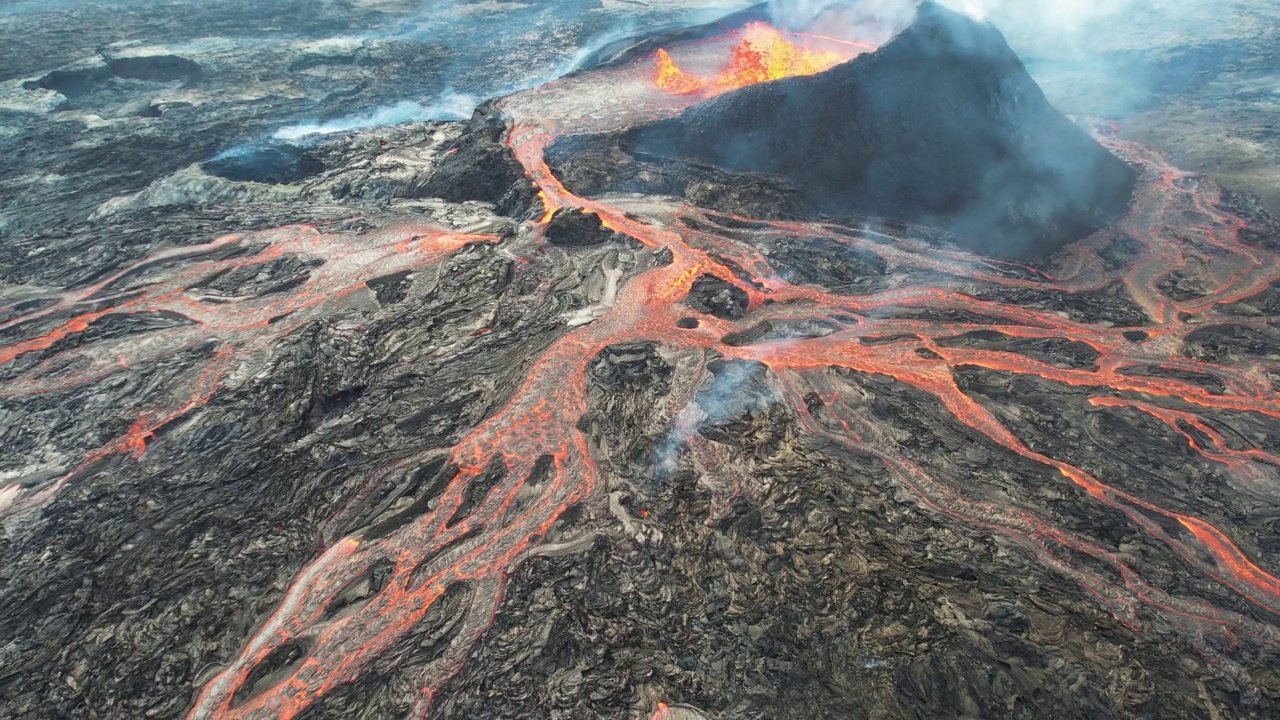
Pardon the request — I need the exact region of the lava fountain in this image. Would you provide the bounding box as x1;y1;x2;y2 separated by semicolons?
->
653;22;868;96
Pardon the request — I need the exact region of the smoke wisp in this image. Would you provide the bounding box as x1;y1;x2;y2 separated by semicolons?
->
768;0;1133;32
272;91;478;142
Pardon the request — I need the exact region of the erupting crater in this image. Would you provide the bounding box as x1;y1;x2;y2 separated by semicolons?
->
552;1;1138;261
652;22;871;97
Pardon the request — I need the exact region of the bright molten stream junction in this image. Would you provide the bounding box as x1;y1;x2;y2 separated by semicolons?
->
3;3;1280;719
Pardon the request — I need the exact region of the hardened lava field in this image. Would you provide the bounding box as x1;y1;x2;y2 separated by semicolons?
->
3;3;1280;720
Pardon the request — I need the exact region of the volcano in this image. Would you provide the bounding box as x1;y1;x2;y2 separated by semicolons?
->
4;1;1280;719
549;2;1137;260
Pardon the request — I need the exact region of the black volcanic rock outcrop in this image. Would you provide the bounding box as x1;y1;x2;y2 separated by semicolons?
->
203;142;325;185
551;2;1137;260
23;55;203;98
544;207;612;246
407;101;540;218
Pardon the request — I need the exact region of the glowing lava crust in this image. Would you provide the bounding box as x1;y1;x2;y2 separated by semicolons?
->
188;23;1280;718
2;12;1280;720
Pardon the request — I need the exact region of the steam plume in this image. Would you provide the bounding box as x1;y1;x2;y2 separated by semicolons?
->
768;0;1131;30
763;0;1147;56
272;91;477;142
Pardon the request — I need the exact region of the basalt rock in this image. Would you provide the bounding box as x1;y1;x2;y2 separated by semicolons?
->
544;207;612;247
406;101;540;219
22;54;203;99
551;1;1138;261
203;142;326;185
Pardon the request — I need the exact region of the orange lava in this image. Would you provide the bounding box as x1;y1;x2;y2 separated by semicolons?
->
182;122;1280;717
0;225;499;518
654;22;850;97
536;191;558;223
8;28;1280;719
655;48;707;95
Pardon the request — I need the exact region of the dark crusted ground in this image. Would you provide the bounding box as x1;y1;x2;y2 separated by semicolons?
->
3;2;1280;720
5;117;1280;717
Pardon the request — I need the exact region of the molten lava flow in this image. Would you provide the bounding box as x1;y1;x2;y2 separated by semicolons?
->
174;60;1280;712
0;224;499;517
653;22;850;97
180;97;1280;715
9;28;1280;719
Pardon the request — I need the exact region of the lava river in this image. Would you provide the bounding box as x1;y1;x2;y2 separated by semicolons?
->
2;22;1278;720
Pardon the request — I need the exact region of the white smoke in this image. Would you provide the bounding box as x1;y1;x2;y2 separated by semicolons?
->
271;90;477;142
768;0;919;43
943;0;1133;30
768;0;1134;35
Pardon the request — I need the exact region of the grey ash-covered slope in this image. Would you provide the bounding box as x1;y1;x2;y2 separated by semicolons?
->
551;1;1137;260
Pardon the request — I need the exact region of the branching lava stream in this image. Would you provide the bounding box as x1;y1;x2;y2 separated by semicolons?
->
3;24;1279;720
